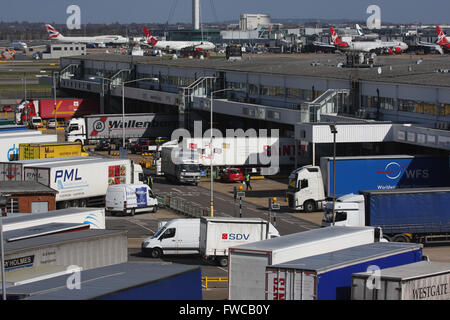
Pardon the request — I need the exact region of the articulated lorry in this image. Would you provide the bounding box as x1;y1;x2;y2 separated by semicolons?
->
66;113;178;144
19;142;88;160
23;157;144;208
322;187;450;243
287;155;450;212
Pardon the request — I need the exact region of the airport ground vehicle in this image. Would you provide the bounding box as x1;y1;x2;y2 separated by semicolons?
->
228;226;382;300
28;116;43;129
19;142;88;160
287;155;450;212
2;207;106;230
322;188;450;243
129;138;153;154
106;184;158;216
200;217;280;267
0;133;57;161
23;158;144;208
94;139;110;151
160;145;201;185
65;113;178;145
352;261;450;300
141;219;200;258
16;99;98;124
266;242;423;300
220;168;244;182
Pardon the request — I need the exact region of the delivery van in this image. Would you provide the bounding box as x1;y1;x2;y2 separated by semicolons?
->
141;219;200;258
106;184;158;216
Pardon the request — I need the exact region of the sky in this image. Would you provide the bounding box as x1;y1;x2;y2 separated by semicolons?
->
1;0;449;25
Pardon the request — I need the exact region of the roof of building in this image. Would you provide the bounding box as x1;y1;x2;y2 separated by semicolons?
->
64;53;450;87
0;181;58;195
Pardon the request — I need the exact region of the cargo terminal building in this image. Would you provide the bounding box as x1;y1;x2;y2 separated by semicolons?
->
58;54;450;169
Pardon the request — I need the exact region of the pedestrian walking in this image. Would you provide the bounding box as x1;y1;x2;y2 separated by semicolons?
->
147;175;154;189
245;173;252;191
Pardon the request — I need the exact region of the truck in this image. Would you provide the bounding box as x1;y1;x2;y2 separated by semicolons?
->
2;207;106;230
106;183;158;216
322;187;450;243
19;142;89;160
352;261;450;300
23;158;144;208
0;133;58;161
16;99;98;125
0;156;95;181
266;242;423;300
200;217;280;267
287;155;450;212
65;113;178;145
160;144;201;185
228;226;382;300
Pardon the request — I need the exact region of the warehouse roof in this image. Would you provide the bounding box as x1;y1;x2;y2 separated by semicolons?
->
64;53;450;87
268;242;422;274
6;262;201;300
0;181;58;195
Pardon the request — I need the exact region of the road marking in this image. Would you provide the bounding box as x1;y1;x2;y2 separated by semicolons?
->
172;188;182;193
217;267;228;273
125;218;155;233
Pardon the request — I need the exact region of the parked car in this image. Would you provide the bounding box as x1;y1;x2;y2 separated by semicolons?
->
95;139;110;151
47;118;56;128
130;138;152;154
220;168;244;182
2;105;13;112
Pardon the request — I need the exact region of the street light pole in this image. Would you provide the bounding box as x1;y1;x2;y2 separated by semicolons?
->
122;81;125;147
53;72;57;131
329;123;338;226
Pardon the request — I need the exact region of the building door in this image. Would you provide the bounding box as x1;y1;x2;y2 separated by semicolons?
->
31;201;48;213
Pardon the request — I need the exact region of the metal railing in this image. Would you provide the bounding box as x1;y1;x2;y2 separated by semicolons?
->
202;277;228;289
155;194;209;218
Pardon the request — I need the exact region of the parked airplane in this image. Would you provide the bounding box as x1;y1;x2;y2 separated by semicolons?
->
45;24;128;46
143;27;215;51
355;24;379;40
330;27;408;54
10;41;27;50
414;41;444;54
436;26;450;51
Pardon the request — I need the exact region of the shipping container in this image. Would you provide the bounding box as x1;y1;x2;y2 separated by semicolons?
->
228;226;381;300
5;262;202;300
266;242;423;300
352;261;450;300
19;142;88;160
0;133;58;162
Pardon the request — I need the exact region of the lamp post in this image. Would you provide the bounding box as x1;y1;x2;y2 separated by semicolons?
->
329;123;338;226
53;72;57;131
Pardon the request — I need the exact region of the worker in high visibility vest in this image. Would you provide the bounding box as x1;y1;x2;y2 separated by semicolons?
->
244;173;252;191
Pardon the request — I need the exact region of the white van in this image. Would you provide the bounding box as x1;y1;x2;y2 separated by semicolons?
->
106;184;158;216
141;219;200;258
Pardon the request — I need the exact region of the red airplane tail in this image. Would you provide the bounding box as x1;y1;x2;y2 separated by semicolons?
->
436;26;449;45
143;27;158;46
329;27;348;48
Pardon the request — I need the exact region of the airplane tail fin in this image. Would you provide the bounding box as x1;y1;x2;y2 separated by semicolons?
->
436;26;449;45
45;24;63;40
330;27;348;47
143;27;158;46
356;24;364;36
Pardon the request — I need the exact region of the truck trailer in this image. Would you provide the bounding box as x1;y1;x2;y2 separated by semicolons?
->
266;242;423;300
322;187;450;243
23;158;144;208
287;155;450;212
228;226;382;300
19;142;88;160
0;133;58;162
66;113;178;144
199;217;280;267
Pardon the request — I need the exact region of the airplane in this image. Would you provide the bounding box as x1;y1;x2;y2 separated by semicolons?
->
143;27;215;51
355;24;379;40
436;26;450;51
45;24;128;46
330;27;408;54
414;41;444;54
10;41;27;50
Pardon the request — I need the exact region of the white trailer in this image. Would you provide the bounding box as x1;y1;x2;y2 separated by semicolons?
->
199;217;280;267
228;226;382;300
2;207;106;230
160;145;200;185
0;133;57;162
23;158;144;208
352;261;450;300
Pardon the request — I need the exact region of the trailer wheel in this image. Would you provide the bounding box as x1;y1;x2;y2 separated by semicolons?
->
152;206;158;213
79;199;87;207
151;248;163;258
392;234;411;243
303;200;316;213
217;257;228;267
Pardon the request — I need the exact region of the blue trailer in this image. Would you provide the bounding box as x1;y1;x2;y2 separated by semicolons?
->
360;187;450;243
265;242;423;300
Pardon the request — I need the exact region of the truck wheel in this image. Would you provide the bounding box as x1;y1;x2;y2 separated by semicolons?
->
151;248;163;258
303;200;316;213
79;199;87;207
217;257;228;267
392;234;411;243
152;206;158;213
382;234;392;242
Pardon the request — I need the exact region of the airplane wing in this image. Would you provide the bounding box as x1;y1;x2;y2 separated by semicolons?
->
312;41;335;49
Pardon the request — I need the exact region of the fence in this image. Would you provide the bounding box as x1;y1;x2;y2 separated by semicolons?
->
155;194;209;218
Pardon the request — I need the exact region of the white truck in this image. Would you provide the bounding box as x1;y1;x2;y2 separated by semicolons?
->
0;133;57;162
23;158;144;208
199;217;280;267
160;144;201;185
65;113;178;145
2;207;106;230
106;183;158;216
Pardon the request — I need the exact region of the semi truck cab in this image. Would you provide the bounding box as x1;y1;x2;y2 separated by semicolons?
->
287;165;325;212
322;194;365;227
66;118;86;144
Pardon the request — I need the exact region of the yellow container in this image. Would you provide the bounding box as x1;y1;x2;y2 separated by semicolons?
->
19;142;88;160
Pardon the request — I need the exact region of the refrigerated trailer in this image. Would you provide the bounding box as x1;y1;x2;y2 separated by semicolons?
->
23;158;144;208
352;261;450;300
266;242;423;300
228;226;382;300
287;155;450;212
0;133;58;161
